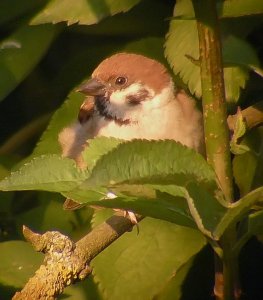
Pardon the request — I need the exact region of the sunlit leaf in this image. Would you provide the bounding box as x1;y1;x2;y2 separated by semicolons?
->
31;0;141;25
64;140;225;235
84;140;217;190
82;137;123;171
92;216;206;300
0;155;88;192
220;0;263;17
171;0;263;18
165;2;260;103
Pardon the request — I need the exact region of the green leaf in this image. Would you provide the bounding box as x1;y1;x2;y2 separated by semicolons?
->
230;143;250;155
92;216;206;300
233;152;258;196
155;257;196;300
220;0;263;18
184;182;228;239
65;140;223;234
230;108;249;155
82;137;123;171
165;20;201;97
87;194;196;228
223;35;260;69
169;0;263;18
155;246;213;300
0;241;42;288
84;140;217;190
74;0;170;37
0;24;59;102
0;164;9;180
233;127;263;196
216;187;263;237
0;155;88;192
31;0;141;25
165;3;259;102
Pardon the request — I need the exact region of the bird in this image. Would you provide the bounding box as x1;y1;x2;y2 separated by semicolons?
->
58;53;204;221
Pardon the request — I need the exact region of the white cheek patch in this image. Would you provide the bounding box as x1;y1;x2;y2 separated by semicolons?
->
110;83;152;104
108;82;154;118
142;82;174;111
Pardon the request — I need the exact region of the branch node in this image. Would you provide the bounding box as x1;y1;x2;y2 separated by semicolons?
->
23;225;44;252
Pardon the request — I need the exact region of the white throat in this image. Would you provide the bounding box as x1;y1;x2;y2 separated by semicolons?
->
105;81;175;122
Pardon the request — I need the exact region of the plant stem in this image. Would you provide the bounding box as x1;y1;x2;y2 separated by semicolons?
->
192;0;239;299
192;0;233;203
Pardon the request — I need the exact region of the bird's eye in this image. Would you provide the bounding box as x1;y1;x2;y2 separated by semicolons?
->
115;76;127;86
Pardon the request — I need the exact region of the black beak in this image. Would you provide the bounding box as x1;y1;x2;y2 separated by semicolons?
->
77;78;106;96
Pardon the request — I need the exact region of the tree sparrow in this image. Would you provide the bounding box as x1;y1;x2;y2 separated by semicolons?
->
59;53;204;214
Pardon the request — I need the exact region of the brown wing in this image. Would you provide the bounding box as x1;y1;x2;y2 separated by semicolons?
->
78;96;95;124
63;198;103;211
63;198;85;210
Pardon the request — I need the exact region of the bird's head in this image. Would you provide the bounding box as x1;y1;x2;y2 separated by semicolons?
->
78;53;174;124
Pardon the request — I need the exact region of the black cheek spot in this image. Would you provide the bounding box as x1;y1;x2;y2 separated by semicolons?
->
127;95;142;106
126;89;150;106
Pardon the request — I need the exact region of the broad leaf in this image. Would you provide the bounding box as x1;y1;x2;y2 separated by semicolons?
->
155;246;213;300
223;35;260;70
184;182;228;239
220;0;263;18
233;127;263;196
87;194;195;228
171;0;263;18
82;137;123;171
0;155;88;192
92;215;206;300
31;0;141;25
77;0;171;37
165;2;260;103
216;187;263;237
0;24;59;101
84;140;217;190
64;140;225;235
0;241;42;288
